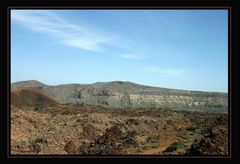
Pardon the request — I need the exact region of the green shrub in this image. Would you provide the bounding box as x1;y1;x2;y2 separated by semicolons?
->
146;135;160;143
78;144;86;154
137;147;144;153
200;126;214;137
138;131;146;136
185;138;203;155
186;126;197;132
151;143;158;148
120;131;138;146
163;142;179;152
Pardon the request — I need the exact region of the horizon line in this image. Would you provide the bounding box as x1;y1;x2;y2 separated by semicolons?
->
11;79;228;93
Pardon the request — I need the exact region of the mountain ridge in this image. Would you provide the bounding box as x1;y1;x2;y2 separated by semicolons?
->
11;80;227;93
11;80;228;113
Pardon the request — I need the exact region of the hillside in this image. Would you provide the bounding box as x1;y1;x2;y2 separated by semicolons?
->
11;87;58;106
11;80;228;113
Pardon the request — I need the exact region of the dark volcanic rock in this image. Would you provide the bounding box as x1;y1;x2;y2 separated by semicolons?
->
96;125;123;144
64;141;77;154
126;119;139;125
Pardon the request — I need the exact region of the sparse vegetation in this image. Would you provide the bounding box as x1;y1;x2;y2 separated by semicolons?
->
200;126;214;137
186;138;203;155
120;131;138;146
28;139;41;153
138;131;146;136
163;142;179;153
186;126;197;132
151;143;158;149
78;144;86;154
11;102;228;155
137;147;144;153
146;135;160;144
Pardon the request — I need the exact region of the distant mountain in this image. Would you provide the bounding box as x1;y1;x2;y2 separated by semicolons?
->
11;87;58;106
11;80;228;113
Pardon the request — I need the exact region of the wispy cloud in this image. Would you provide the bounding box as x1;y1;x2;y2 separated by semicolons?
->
119;53;144;60
11;10;111;52
144;67;187;77
163;69;186;76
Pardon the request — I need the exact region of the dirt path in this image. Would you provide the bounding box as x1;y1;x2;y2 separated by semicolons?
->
143;132;177;154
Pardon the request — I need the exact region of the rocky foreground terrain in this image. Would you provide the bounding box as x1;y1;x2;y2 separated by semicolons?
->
10;80;228;155
11;103;228;155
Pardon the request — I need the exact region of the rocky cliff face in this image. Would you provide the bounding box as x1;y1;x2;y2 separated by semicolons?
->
11;80;228;113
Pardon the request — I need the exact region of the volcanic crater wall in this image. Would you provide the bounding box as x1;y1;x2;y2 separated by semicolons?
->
40;82;227;113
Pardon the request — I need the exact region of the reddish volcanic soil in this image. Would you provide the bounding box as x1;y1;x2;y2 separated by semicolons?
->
11;87;58;106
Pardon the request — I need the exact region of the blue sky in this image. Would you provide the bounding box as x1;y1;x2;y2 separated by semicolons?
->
11;10;228;92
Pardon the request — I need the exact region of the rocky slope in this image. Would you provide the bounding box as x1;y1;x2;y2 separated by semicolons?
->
11;104;228;155
11;80;228;113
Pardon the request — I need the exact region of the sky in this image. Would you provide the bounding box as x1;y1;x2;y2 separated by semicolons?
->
11;10;228;92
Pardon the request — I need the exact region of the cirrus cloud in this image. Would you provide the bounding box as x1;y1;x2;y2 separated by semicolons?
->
11;10;111;52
